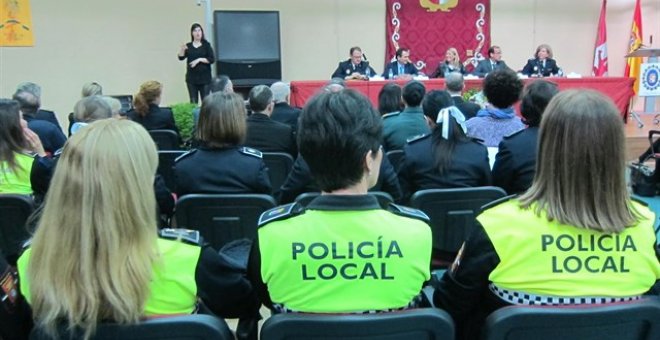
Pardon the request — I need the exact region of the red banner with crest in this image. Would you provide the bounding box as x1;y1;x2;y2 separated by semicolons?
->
385;0;491;75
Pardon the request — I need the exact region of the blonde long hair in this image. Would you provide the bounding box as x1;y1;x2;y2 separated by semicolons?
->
519;90;637;232
28;119;159;338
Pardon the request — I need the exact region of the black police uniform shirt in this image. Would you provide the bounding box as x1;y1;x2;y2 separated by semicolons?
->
492;127;539;195
277;154;402;204
174;145;272;197
521;58;560;77
331;59;377;79
398;134;492;202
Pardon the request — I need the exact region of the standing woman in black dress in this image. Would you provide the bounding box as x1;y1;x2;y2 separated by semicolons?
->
178;23;215;104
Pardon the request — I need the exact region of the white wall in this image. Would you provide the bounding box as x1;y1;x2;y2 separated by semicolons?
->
1;0;658;129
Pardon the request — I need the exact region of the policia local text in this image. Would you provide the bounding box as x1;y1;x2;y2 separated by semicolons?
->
542;233;637;273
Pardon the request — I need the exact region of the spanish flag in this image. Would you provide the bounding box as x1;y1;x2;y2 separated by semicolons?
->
624;0;643;93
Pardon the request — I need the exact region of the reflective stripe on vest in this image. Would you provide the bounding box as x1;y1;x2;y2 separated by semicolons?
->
17;238;201;315
481;200;660;297
258;209;432;313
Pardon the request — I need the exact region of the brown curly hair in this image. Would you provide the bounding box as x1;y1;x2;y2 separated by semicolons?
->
133;81;162;117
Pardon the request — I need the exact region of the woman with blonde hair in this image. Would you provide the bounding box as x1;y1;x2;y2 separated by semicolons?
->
17;119;257;339
434;89;660;339
126;80;180;137
431;47;466;78
68;82;104;136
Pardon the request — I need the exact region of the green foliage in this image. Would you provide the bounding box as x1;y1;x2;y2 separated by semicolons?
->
462;88;480;101
171;102;197;142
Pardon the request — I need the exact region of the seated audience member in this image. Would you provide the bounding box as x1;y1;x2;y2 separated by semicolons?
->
244;85;297;157
270;81;301;130
277;153;402;204
383;47;418;80
14;82;62;130
382;81;430;151
175;92;271;196
12;90;66;155
126;80;180;137
377;82;404;116
68;82;103;136
445;72;481;119
248;89;432;313
17;119;257;339
466;69;524;147
0;251;32;338
521;44;561;77
0;99;47;195
325;78;346;92
431;47;466;78
30;96;174;221
102;96;124;117
398;90;491;202
193;75;233;128
331;46;377;80
434;90;660;339
472;45;511;78
492;80;559;194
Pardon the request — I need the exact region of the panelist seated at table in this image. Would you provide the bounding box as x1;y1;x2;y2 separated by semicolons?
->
473;45;512;78
383;47;419;80
331;46;377;80
521;44;561;77
431;47;467;78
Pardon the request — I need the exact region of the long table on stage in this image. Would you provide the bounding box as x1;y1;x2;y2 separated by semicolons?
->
290;77;635;116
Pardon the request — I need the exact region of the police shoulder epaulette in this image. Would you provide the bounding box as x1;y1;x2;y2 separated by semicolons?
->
387;203;430;223
158;228;203;246
382;111;400;119
407;133;429;144
481;194;516;211
503;129;524;139
258;203;304;227
175;149;197;162
240;147;262;158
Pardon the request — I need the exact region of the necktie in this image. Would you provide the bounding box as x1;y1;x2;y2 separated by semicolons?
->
491;62;495;71
399;64;404;75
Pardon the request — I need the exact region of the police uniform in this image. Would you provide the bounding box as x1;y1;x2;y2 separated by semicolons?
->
492;127;538;195
17;229;258;319
331;59;377;79
174;146;272;196
381;107;430;152
0;152;38;195
433;198;660;339
398;134;492;203
277;155;402;204
248;195;432;313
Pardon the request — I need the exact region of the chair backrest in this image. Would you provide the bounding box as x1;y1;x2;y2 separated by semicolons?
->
409;187;507;255
149;129;180;150
262;152;295;194
157;150;187;192
261;308;454;340
482;297;660;340
175;194;277;250
386;149;405;172
294;191;394;209
30;314;233;340
0;194;34;265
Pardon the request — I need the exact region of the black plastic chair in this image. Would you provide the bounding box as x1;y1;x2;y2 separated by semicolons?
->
30;314;233;340
482;297;660;340
262;152;295;195
386;149;405;172
0;194;35;265
149;129;180;150
294;191;394;209
409;187;507;266
174;194;277;250
157;150;186;192
261;308;454;340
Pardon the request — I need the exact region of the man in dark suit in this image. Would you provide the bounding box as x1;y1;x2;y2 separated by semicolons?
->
244;85;297;157
14;82;62;130
331;46;377;80
12;90;66;154
472;46;511;78
445;72;481;119
269;82;301;131
383;47;418;80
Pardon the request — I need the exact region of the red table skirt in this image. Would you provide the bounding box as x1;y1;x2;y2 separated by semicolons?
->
290;77;635;117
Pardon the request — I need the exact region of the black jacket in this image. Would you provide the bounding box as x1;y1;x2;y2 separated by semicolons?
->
23;115;66;154
430;61;466;78
472;59;511;78
244;113;297;157
452;96;481;120
382;61;419;79
271;102;301;131
492;127;538;195
127;104;180;136
521;58;560;77
331;59;377;79
35;109;62;130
